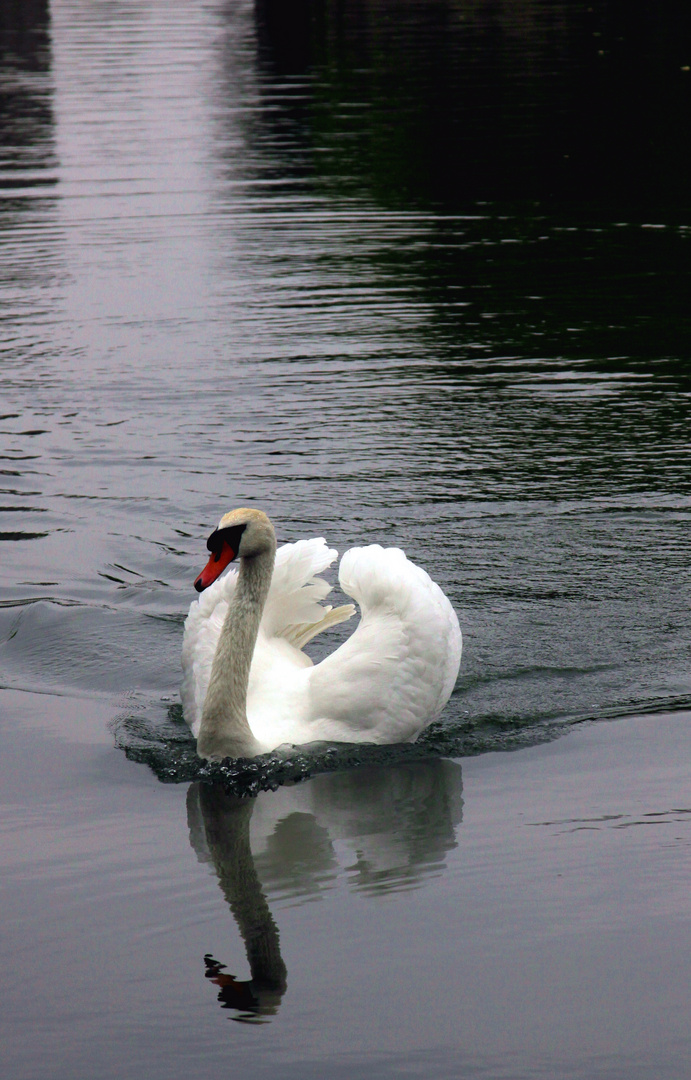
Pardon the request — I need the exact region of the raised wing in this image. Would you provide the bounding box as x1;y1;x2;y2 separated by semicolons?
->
307;545;462;743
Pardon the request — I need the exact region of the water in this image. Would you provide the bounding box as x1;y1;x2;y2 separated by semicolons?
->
1;1;691;1076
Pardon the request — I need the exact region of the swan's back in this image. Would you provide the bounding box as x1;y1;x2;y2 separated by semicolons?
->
307;545;462;744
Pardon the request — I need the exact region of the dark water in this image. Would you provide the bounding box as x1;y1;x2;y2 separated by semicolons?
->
1;2;691;1077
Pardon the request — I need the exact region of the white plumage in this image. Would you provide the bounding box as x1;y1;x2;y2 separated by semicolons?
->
181;512;462;758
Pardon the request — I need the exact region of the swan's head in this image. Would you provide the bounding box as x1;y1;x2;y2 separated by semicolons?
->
194;508;276;592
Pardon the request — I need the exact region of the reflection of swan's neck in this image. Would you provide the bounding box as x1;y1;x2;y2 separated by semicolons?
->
197;547;275;759
195;785;287;998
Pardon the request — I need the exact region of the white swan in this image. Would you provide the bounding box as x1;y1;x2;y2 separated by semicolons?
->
181;508;462;760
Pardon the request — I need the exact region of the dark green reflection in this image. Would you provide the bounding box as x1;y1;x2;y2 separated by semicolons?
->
0;0;55;190
254;0;691;211
242;3;691;362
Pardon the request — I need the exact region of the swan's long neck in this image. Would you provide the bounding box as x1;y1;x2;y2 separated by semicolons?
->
197;545;275;760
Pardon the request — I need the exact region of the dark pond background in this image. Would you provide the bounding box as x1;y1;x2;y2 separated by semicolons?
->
1;2;690;1077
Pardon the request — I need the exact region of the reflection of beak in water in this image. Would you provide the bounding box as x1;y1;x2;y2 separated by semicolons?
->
187;785;287;1023
203;953;276;1020
187;758;463;1022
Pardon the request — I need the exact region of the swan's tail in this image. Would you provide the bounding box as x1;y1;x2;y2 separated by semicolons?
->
262;538;355;650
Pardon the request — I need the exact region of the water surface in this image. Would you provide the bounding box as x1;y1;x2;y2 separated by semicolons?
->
1;1;690;1077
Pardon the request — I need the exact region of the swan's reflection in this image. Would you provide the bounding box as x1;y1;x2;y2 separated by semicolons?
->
188;786;287;1022
188;758;463;1021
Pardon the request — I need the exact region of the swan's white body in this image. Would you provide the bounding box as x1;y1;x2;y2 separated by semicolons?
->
181;512;461;759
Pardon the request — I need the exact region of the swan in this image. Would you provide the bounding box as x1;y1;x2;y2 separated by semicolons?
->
181;508;462;760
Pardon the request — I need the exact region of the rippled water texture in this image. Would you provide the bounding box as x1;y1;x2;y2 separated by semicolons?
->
1;1;691;1077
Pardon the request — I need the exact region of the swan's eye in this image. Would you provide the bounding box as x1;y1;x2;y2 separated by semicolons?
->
206;523;247;560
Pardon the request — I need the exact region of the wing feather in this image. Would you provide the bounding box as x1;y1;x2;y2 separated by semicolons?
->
307;545;462;743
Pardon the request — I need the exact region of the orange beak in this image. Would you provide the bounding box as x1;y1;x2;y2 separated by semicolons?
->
194;541;236;592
